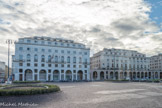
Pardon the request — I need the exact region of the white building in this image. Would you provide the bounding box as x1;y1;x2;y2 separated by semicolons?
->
150;54;162;78
90;48;162;80
12;36;90;81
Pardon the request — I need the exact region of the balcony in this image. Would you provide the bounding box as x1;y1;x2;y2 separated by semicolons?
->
82;62;90;65
12;59;25;62
46;60;66;64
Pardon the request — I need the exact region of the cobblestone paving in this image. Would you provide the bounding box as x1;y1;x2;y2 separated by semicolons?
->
0;82;162;108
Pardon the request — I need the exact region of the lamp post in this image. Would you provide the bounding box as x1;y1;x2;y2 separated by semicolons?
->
6;39;14;84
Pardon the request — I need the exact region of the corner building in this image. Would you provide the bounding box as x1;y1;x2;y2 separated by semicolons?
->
12;36;90;81
90;48;161;80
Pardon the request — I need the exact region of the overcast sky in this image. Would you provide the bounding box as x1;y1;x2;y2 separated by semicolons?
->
0;0;162;64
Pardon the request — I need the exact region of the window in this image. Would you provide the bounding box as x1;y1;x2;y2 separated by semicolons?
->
27;47;30;51
84;59;87;63
34;63;38;67
48;55;51;62
42;49;45;52
48;42;51;45
48;70;51;73
19;55;23;60
79;57;82;63
67;56;70;63
34;48;38;52
79;65;82;68
41;41;44;44
85;65;87;68
55;64;58;67
61;56;64;62
79;52;82;54
84;52;87;55
19;69;23;73
34;54;38;62
61;64;64;67
19;47;23;51
55;56;58;62
34;69;38;73
61;43;64;46
41;64;45;67
55;50;58;53
27;54;30;62
67;64;70;68
73;57;76;63
61;50;64;53
48;64;51;67
73;51;76;54
41;55;45;62
27;40;31;43
48;49;51;52
67;51;70;54
27;63;30;66
19;63;23;66
73;65;76;68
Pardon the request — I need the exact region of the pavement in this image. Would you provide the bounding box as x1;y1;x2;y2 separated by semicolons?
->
0;82;162;108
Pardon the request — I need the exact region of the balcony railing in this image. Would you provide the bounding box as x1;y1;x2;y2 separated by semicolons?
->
12;59;25;62
46;60;66;64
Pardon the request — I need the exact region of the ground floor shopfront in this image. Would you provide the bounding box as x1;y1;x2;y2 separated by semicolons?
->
14;69;90;81
91;70;162;80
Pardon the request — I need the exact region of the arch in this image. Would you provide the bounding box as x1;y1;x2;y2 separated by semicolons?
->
115;72;118;80
100;71;104;80
53;70;60;81
141;72;144;79
39;70;46;81
78;70;83;80
145;72;148;79
124;72;127;79
133;72;136;80
93;71;97;80
66;70;72;81
25;69;33;81
137;72;140;79
120;72;123;79
110;71;113;79
130;72;133;80
149;72;151;79
155;72;158;79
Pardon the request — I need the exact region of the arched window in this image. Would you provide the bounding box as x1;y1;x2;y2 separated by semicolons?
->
61;56;64;62
34;54;38;62
27;54;30;62
84;58;87;63
41;55;45;62
55;56;58;63
73;57;76;63
48;55;51;62
67;56;70;63
79;57;82;63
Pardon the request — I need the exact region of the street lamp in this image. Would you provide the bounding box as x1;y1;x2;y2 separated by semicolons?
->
6;39;14;84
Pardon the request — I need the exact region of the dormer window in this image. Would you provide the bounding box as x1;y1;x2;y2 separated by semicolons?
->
48;42;51;45
27;40;31;43
41;41;44;44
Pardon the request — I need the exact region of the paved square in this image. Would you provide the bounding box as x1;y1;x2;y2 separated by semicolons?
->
0;82;162;108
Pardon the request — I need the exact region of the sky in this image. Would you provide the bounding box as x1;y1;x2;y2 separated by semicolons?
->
0;0;162;64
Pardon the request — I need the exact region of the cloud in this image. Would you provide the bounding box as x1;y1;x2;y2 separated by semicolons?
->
0;0;162;64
